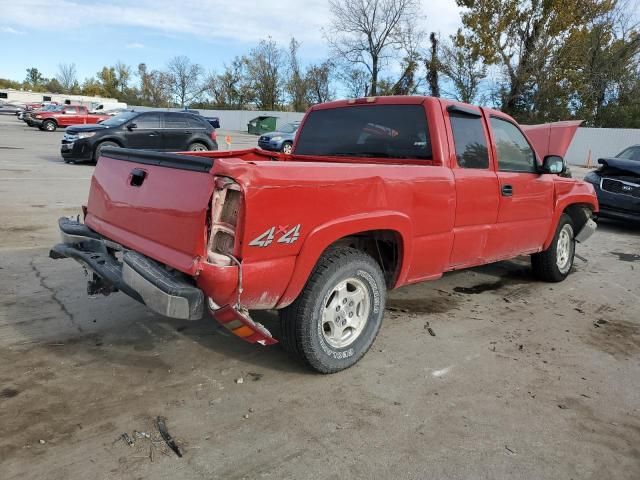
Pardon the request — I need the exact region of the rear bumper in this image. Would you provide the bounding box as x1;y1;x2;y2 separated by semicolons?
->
50;217;204;320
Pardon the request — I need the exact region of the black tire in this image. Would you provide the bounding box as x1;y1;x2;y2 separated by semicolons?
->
279;247;386;373
531;214;575;282
281;142;293;154
42;120;57;132
188;142;209;152
93;141;119;161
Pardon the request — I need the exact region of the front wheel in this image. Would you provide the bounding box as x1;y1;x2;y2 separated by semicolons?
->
281;142;293;154
42;120;57;132
93;141;119;161
279;247;386;373
531;214;575;282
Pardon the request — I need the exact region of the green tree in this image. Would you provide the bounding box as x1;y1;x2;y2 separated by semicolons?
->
24;67;44;88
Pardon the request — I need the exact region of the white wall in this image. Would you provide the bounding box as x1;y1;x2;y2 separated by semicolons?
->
565;127;640;166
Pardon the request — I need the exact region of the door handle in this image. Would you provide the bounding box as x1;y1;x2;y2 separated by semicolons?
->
149;131;159;137
130;168;147;187
184;131;192;134
501;184;513;197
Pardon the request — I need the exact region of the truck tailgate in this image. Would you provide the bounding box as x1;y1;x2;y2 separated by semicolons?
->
85;149;215;274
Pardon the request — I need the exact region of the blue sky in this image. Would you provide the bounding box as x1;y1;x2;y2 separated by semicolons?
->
0;0;463;83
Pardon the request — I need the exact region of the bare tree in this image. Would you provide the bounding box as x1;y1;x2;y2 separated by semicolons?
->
424;32;440;97
56;63;77;93
305;60;335;104
439;35;487;104
286;38;309;111
326;0;419;95
338;66;370;97
167;56;204;107
245;38;285;110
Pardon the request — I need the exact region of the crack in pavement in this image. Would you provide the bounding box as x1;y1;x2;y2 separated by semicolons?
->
29;258;84;333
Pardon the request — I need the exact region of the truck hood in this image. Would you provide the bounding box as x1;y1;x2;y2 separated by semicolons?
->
597;157;640;176
521;120;582;159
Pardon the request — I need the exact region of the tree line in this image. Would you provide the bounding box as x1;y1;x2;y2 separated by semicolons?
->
1;0;638;127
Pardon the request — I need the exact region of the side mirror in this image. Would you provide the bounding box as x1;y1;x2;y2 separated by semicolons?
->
127;123;137;130
541;155;565;174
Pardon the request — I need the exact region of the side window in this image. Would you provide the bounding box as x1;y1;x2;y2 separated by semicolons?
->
165;113;189;129
64;107;78;114
490;117;537;172
188;116;206;129
135;113;161;129
450;113;489;169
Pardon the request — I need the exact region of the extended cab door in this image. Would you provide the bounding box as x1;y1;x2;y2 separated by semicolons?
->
445;103;500;268
485;116;554;257
125;112;162;150
61;106;81;125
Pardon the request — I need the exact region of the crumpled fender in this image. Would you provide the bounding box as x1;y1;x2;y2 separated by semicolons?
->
275;211;412;308
542;179;599;250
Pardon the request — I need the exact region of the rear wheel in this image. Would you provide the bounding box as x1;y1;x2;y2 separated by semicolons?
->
279;247;386;373
94;141;119;161
188;142;208;152
282;142;293;154
531;214;575;282
43;120;57;132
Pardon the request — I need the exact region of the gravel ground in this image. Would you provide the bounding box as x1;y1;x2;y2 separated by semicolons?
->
0;113;639;480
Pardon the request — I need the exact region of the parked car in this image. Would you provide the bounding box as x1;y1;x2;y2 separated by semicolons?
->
22;104;63;125
89;102;128;114
258;121;300;153
584;145;640;222
51;96;597;373
60;110;218;163
31;105;110;131
0;101;24;114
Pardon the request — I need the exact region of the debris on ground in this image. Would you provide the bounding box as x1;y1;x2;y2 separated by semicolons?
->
235;377;244;384
424;321;436;337
39;439;45;445
156;416;183;458
121;432;134;447
243;414;249;419
247;372;263;381
134;431;150;439
558;404;568;410
505;445;516;454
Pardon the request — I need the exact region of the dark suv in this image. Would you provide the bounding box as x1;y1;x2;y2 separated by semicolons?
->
61;111;218;163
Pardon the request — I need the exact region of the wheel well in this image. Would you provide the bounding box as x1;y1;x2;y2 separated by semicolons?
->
328;230;401;287
44;118;57;125
563;204;593;232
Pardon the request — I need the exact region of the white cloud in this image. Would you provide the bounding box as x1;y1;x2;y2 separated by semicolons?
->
126;42;145;49
0;0;461;47
1;26;25;35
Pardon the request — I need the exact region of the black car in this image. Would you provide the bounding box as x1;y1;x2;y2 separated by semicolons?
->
584;145;640;222
60;111;218;163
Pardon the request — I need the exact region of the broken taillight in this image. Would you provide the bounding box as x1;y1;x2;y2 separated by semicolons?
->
207;177;242;265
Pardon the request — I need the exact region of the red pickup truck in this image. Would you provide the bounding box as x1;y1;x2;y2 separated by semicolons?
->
32;105;110;132
51;96;598;373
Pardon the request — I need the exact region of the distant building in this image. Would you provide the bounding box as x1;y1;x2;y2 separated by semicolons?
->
0;88;118;107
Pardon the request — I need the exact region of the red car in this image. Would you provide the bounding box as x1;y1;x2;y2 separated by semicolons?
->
31;105;110;131
51;96;598;372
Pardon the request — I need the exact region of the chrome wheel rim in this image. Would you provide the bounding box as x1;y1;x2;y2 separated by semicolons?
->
321;277;370;349
283;143;292;154
45;122;54;131
191;144;207;151
556;224;574;273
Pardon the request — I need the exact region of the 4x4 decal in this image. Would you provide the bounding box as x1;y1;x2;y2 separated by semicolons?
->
249;224;301;247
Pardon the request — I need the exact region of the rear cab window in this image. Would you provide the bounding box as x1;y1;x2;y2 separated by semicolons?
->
449;112;489;169
294;104;432;161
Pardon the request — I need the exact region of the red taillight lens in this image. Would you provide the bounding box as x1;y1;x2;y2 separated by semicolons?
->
210;130;217;141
